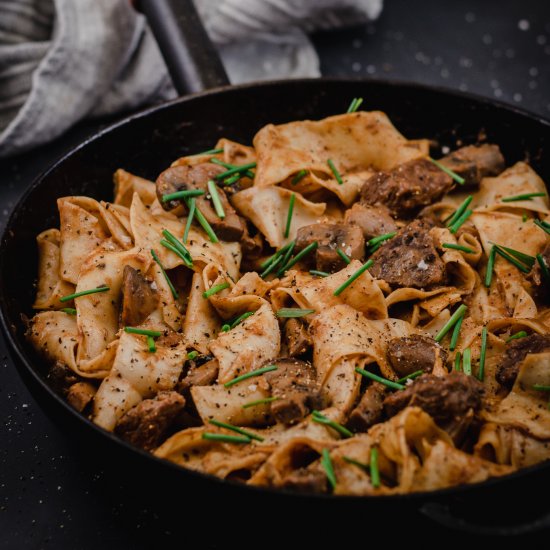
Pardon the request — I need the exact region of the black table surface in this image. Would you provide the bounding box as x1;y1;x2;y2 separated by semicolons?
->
1;0;549;547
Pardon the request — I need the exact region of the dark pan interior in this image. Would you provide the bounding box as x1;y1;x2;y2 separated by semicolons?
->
2;79;550;528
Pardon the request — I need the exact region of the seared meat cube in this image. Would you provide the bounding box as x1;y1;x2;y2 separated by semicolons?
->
156;164;245;241
121;266;159;327
284;318;312;357
528;241;550;303
114;391;185;451
386;334;447;377
177;358;219;397
439;144;505;186
344;203;397;241
369;219;446;289
496;334;550;389
280;467;328;494
348;382;387;432
295;223;365;273
47;361;79;396
264;359;323;425
361;158;453;217
66;382;96;412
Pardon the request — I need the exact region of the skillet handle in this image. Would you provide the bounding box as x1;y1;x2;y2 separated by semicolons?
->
139;0;230;95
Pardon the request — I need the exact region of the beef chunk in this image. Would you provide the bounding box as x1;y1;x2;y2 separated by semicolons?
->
439;144;505;186
344;203;397;241
383;373;483;426
280;467;327;494
121;266;159;327
496;334;550;389
177;358;219;397
386;334;447;377
361;158;453;217
284;318;312;357
47;361;78;396
115;391;185;451
348;382;387;432
295;223;365;273
241;224;263;260
528;242;550;302
264;359;323;424
156;164;245;241
369;219;446;289
66;382;96;412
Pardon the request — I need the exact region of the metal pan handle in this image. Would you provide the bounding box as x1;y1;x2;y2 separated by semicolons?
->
139;0;230;95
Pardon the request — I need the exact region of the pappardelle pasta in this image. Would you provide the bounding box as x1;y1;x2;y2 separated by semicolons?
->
27;104;550;495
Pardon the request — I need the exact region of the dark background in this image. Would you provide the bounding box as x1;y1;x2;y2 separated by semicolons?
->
1;0;549;547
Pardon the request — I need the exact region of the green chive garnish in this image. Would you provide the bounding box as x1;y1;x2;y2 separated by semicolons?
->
193;147;223;156
278;241;296;276
534;219;550;235
61;308;77;315
284;193;296;238
162;229;193;267
224;364;278;388
124;327;162;337
321;448;337;490
183;197;196;244
434;304;468;343
442;243;475;254
60;286;109;303
185;199;218;243
208;419;263;442
501;192;546;202
494;246;530;273
428;157;465;185
462;348;472;375
312;410;353;438
230;311;254;329
207;180;225;219
395;370;424;384
151;249;178;300
445;196;473;226
355;367;405;391
203;282;230;299
162;189;205;203
160;239;193;268
210;158;254;179
147;335;156;353
327;159;343;185
449;209;472;234
187;351;199;360
310;270;330;277
506;331;528;342
343;456;370;471
491;243;535;268
449;312;464;352
214;162;256;181
260;255;284;278
370;447;381;488
367;232;397;249
276;308;315;318
478;327;488;381
454;351;462;371
202;433;250;444
485;246;496;287
533;384;550;391
259;241;294;269
221;173;242;186
221;324;230;332
278;241;318;276
242;397;279;409
537;253;550;285
333;260;374;296
337;248;351;264
291;170;308;185
346;97;363;113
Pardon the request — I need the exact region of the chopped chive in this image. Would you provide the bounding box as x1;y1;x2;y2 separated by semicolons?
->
160;239;193;268
343;456;370;471
321;448;337;490
214;162;256;181
333;260;374;296
147;335;156;352
210;158;254;178
207;180;226;219
186;199;218;243
60;286;109;303
124;327;162;337
312;410;353;438
259;241;294;269
183;197;196;244
462;348;472;375
151;249;178;299
276;308;315;318
494;246;531;273
337;248;351;264
193;147;223;156
202;433;250;444
224;364;278;388
485;246;496;287
203;282;230;299
284;193;296;238
291;170;308;185
501;192;546;202
187;351;199;360
209;157;233;169
242;397;279;409
490;243;535;268
442;243;475;254
278;241;318;276
506;331;528;342
61;308;77;315
162;229;193;266
162;189;205;203
310;270;330;277
346;97;363;113
260;255;284;278
534;219;550;235
221;173;242;186
533;384;550;391
396;370;424;384
208;419;264;442
355;367;405;391
445;196;473;226
327;159;344;185
367;232;396;249
478;327;488;381
370;447;381;488
278;240;296;275
523;213;528;222
449;312;464;351
230;311;254;329
454;351;462;371
537;253;550;284
428;157;465;185
221;324;230;332
449;209;472;234
434;304;468;343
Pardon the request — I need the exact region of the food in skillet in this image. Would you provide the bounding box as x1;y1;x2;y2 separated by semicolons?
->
27;100;550;495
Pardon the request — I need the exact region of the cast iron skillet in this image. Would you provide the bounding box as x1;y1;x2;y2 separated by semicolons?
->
2;0;550;535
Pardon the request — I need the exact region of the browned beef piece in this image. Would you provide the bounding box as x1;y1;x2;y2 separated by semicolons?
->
177;358;219;397
115;391;186;451
360;158;453;217
348;382;387;432
264;359;323;424
496;334;550;389
156;164;245;241
295;223;365;273
528;241;550;302
386;334;447;377
439;144;505;186
241;225;263;260
66;382;96;412
121;266;159;327
369;219;446;289
344;203;398;241
383;373;483;426
284;318;312;357
47;361;79;396
280;467;327;494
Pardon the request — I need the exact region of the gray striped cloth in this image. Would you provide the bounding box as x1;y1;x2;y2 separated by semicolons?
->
0;0;382;158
